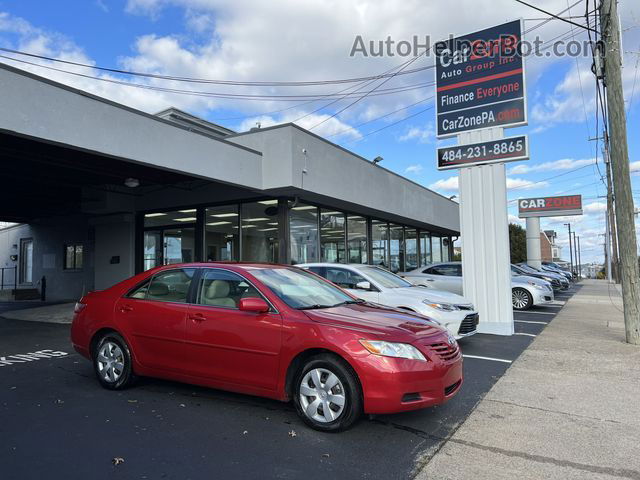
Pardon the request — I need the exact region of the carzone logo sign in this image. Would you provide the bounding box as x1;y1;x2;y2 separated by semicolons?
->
518;195;583;218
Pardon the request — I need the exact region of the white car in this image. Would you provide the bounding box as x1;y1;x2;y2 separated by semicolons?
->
401;262;554;311
298;263;479;339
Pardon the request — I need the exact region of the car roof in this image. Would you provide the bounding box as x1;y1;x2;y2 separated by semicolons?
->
147;262;302;272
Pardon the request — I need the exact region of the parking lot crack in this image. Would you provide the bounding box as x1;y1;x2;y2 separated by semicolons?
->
448;438;640;479
485;398;624;425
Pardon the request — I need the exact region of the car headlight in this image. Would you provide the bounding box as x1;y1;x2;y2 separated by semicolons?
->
542;276;555;282
527;281;545;290
359;340;427;361
423;301;458;311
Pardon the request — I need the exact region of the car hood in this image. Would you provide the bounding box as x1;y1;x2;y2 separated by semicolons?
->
386;286;472;306
303;304;445;339
512;275;549;287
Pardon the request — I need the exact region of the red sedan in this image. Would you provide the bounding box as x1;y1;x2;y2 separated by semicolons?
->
71;263;463;431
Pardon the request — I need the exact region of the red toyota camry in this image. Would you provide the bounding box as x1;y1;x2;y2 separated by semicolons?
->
71;263;463;431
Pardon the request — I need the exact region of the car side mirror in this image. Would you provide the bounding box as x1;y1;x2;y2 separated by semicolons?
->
355;281;372;291
238;297;270;313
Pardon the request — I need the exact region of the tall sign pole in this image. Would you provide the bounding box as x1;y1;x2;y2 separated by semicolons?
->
435;20;527;335
600;0;640;344
519;195;583;271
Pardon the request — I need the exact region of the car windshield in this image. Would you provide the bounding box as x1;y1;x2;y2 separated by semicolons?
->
361;266;412;289
250;267;356;309
519;264;539;273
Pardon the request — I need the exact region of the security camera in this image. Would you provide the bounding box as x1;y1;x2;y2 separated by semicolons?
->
302;148;307;154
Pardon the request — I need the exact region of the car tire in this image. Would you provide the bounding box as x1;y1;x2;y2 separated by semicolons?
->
512;288;533;311
293;354;362;432
93;332;136;390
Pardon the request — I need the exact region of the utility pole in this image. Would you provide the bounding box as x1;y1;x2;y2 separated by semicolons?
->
600;0;640;344
565;223;574;276
573;230;580;277
577;236;582;280
604;137;620;282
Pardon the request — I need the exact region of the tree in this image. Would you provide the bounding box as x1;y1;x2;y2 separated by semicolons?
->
509;223;527;263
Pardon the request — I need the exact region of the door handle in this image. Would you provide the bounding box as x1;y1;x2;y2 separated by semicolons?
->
189;313;206;322
120;305;134;313
426;278;434;282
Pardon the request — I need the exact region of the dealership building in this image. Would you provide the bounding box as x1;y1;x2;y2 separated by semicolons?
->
0;63;459;301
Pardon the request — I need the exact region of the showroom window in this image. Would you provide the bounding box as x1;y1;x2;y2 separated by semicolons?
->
290;203;319;264
143;209;197;269
241;201;279;263
205;205;239;261
419;232;431;267
320;210;345;263
432;236;443;263
371;220;389;268
389;224;404;273
347;215;368;264
405;229;418;271
64;244;83;270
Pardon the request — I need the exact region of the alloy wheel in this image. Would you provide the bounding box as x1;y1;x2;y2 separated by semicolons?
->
512;289;529;309
97;341;125;383
299;368;346;423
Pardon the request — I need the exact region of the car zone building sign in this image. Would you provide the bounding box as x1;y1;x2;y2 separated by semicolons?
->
435;20;527;138
518;195;583;218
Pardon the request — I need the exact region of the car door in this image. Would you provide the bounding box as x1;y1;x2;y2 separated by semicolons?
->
324;266;380;303
185;268;283;391
114;268;195;373
422;264;463;294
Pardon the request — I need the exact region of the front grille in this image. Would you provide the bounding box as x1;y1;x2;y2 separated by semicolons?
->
457;314;478;335
444;380;462;396
429;341;460;362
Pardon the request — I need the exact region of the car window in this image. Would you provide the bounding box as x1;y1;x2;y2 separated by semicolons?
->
325;268;368;289
127;279;151;299
428;264;459;276
249;267;353;309
361;266;412;288
197;269;264;309
144;269;195;303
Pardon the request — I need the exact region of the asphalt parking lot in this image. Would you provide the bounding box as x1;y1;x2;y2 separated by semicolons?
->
0;287;578;480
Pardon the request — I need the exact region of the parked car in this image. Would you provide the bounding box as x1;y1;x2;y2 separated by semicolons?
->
71;263;463;432
516;263;569;290
401;262;554;311
541;262;573;282
509;266;555;310
298;263;479;339
512;264;563;291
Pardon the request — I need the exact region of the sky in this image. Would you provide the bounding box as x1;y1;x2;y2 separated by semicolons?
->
0;0;639;264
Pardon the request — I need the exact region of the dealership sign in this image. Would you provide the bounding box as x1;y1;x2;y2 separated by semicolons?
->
518;195;583;218
437;135;528;170
435;20;527;137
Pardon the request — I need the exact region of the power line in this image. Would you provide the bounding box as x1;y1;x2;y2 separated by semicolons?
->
0;46;432;87
514;0;598;33
0;54;434;101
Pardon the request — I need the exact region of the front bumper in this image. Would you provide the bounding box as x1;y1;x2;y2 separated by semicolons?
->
531;288;554;306
355;343;463;415
421;308;479;340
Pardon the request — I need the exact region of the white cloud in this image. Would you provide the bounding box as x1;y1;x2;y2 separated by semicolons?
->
508;214;523;225
507;158;594;175
630;161;640;173
236;112;361;139
404;164;423;174
430;176;547;194
583;202;607;214
506;178;549;190
429;176;458;192
399;123;434;144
